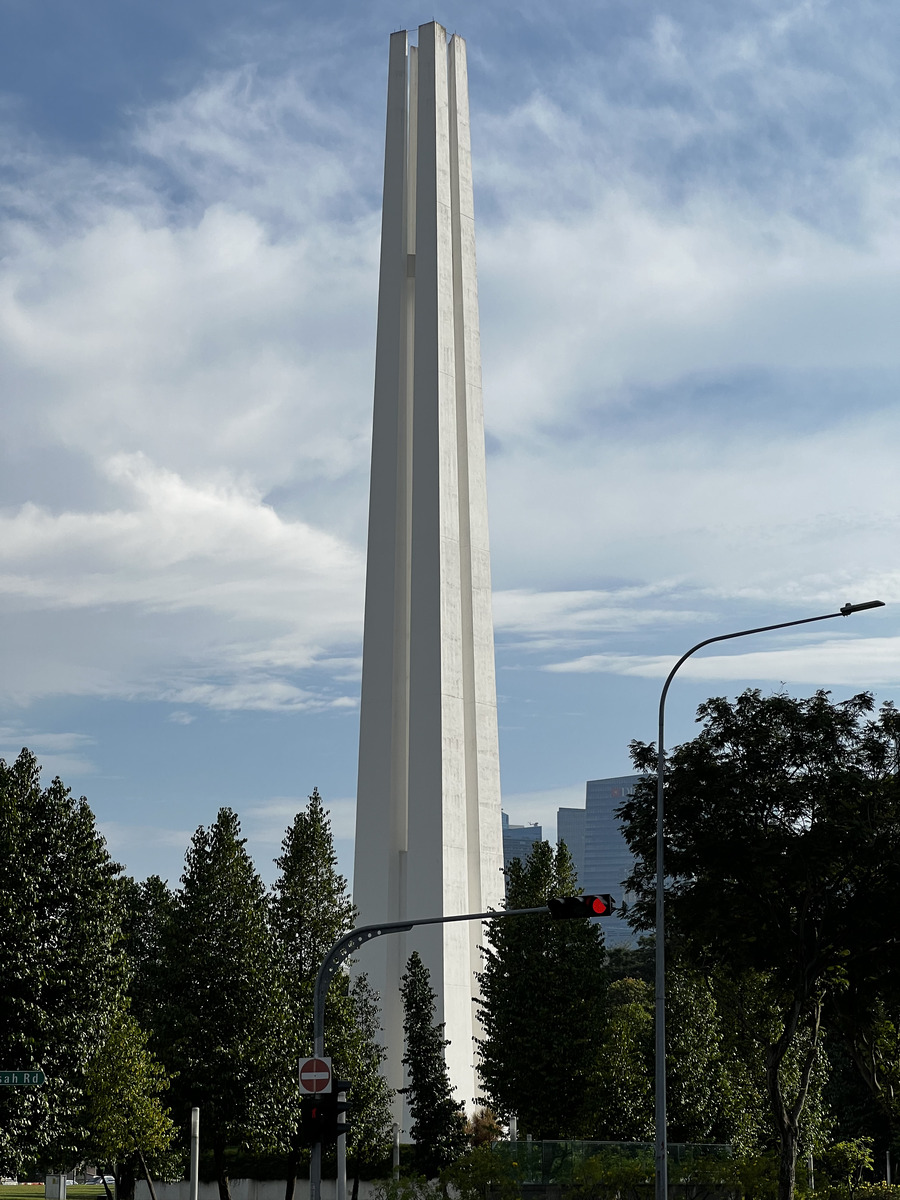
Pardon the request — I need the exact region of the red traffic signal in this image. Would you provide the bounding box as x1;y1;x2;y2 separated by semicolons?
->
547;894;615;919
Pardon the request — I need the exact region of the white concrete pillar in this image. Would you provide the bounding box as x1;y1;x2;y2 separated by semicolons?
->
353;21;504;1118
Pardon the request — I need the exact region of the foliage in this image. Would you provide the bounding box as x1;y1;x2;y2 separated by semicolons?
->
589;978;653;1141
466;1107;503;1147
270;789;392;1179
371;1146;521;1200
820;1139;875;1200
475;840;607;1138
83;1002;179;1200
155;808;288;1200
0;750;127;1174
440;1143;522;1200
120;875;176;1039
621;690;900;1200
400;951;467;1177
569;1147;654;1200
603;937;654;987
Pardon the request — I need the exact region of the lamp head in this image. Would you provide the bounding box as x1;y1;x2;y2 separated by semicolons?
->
840;600;885;616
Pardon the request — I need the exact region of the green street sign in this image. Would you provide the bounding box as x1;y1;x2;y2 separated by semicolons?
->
0;1070;45;1086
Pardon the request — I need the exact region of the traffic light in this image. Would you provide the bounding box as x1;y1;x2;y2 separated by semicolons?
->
547;894;615;919
300;1084;352;1144
331;1080;351;1141
300;1095;329;1143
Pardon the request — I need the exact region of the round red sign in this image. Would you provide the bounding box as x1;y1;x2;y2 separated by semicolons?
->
299;1057;332;1094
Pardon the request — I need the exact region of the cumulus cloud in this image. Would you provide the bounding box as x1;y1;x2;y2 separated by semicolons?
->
0;454;364;707
0;1;898;730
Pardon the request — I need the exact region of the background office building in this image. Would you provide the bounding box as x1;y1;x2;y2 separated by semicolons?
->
558;774;640;947
557;807;586;883
501;811;543;881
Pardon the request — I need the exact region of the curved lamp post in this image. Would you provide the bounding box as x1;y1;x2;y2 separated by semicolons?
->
653;599;885;1200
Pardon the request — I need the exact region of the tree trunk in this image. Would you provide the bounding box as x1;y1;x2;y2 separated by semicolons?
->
766;995;822;1200
137;1148;159;1200
213;1141;231;1200
776;1124;800;1200
283;1146;298;1200
115;1159;138;1200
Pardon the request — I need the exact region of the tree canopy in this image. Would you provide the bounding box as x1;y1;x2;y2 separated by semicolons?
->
621;689;900;1200
155;808;287;1200
475;840;607;1139
400;951;467;1178
271;788;392;1192
0;749;127;1175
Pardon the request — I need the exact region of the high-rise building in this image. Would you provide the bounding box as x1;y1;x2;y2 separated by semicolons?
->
557;775;641;948
353;23;504;1115
556;807;586;884
501;811;543;877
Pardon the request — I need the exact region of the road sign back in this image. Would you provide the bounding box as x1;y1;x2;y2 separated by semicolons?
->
298;1056;332;1094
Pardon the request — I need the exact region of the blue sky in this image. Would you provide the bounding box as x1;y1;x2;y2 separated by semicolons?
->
1;0;898;892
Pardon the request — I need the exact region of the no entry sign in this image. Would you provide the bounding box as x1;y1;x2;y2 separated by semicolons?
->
298;1056;332;1094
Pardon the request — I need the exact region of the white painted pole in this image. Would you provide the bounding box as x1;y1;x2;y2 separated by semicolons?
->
886;1151;891;1186
392;1124;400;1180
337;1090;347;1200
508;1116;517;1143
189;1108;199;1200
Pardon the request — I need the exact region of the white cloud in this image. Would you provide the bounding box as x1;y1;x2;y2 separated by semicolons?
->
0;454;364;707
0;725;96;778
501;783;588;845
548;634;900;688
245;793;357;845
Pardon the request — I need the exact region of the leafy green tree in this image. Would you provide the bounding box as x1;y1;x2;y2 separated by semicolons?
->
83;1003;179;1200
400;951;467;1177
121;874;176;1039
590;978;654;1141
621;690;900;1200
270;789;392;1196
0;749;126;1174
475;840;607;1138
156;808;287;1200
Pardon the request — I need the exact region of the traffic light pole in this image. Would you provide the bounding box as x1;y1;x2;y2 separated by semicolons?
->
653;600;883;1200
309;906;545;1200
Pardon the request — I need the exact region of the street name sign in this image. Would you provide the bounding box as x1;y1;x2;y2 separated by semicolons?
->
298;1057;331;1094
0;1070;45;1086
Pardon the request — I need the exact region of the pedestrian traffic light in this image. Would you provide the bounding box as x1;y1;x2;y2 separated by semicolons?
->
301;1084;352;1144
300;1095;328;1143
547;894;615;919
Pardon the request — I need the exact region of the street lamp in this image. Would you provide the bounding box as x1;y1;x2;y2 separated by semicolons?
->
653;599;884;1200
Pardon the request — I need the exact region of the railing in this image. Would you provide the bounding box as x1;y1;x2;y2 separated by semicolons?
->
490;1142;732;1187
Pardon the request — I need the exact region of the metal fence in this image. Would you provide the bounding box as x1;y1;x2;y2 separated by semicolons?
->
490;1141;732;1186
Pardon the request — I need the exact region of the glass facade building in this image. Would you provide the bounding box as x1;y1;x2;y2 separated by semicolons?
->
557;774;640;948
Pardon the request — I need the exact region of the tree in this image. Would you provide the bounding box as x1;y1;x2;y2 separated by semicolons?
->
270;789;392;1197
620;689;900;1200
83;1003;179;1200
0;749;127;1175
400;951;467;1177
589;978;653;1141
155;808;287;1200
121;874;176;1040
475;840;607;1139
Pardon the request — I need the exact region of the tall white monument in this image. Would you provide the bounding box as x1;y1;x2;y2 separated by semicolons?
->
353;21;505;1112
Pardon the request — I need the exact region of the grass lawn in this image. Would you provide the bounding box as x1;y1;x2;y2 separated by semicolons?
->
0;1189;109;1198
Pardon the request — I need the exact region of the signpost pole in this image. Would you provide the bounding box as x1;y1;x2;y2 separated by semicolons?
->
189;1108;199;1200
